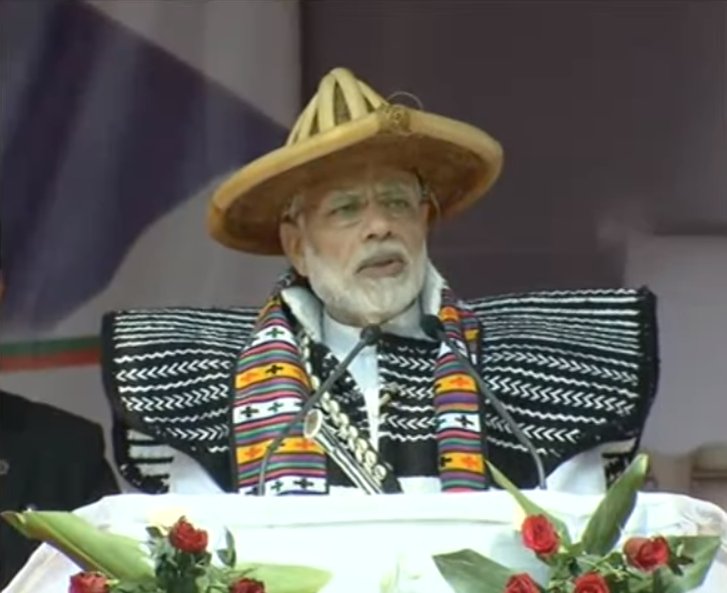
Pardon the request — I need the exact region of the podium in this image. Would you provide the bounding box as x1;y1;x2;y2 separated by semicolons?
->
5;491;727;593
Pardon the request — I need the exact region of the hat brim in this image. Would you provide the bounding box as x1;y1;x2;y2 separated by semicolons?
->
208;105;503;254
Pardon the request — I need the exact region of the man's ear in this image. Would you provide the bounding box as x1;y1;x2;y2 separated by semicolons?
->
279;220;308;276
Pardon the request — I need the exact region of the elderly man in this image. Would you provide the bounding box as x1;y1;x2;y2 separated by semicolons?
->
102;68;658;496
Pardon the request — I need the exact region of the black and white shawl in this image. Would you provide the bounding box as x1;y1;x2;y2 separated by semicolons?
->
101;287;658;494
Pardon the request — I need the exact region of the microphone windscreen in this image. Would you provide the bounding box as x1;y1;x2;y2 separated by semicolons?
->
359;324;382;345
420;315;444;340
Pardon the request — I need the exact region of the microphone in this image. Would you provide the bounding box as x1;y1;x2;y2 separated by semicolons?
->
421;315;547;490
256;324;382;495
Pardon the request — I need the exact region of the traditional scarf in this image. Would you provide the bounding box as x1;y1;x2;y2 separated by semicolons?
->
232;274;488;494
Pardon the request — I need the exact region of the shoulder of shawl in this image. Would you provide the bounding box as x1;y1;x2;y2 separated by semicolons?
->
466;287;657;349
101;306;259;384
100;306;260;492
465;287;659;483
465;286;658;383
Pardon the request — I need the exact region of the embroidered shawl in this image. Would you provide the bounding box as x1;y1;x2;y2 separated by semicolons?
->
101;281;658;494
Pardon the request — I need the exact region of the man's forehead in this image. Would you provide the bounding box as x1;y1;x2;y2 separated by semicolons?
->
306;166;419;200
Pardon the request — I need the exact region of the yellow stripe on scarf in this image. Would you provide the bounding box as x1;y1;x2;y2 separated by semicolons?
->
256;297;282;324
439;306;460;323
435;373;477;393
236;362;309;389
464;328;479;343
440;452;485;473
236;437;323;463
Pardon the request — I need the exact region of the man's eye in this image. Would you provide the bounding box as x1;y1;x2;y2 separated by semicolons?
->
330;202;359;216
382;196;413;209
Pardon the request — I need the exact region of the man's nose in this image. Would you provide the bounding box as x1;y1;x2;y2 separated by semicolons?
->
360;201;394;240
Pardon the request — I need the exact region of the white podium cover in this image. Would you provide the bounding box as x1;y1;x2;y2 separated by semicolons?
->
5;492;727;593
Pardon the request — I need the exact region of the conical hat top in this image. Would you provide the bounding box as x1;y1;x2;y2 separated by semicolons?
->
208;67;503;254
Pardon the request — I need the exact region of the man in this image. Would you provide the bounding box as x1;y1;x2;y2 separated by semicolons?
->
102;68;658;497
0;228;119;587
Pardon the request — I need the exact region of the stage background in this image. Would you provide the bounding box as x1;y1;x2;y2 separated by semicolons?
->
0;0;299;487
1;0;725;488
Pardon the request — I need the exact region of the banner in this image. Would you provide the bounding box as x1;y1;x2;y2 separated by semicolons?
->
0;0;300;485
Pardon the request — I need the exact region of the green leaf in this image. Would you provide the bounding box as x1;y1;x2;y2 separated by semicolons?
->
1;510;154;582
487;460;572;545
433;549;521;593
658;536;721;593
146;526;164;540
667;558;684;577
580;453;649;555
110;583;157;593
217;528;237;568
233;563;331;593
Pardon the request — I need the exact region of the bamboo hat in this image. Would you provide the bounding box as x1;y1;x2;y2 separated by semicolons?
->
208;67;504;254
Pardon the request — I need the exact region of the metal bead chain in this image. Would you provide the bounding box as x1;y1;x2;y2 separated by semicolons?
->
298;331;388;482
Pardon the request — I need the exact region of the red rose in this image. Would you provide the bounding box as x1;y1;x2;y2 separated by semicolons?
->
229;578;266;593
521;515;560;556
504;573;540;593
623;536;670;572
168;517;208;554
69;572;109;593
573;572;610;593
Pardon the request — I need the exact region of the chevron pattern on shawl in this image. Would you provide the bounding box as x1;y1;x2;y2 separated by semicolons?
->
102;286;657;494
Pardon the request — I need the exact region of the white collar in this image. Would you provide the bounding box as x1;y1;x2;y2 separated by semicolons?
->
321;299;425;349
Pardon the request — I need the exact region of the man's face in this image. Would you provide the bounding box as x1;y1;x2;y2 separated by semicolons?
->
279;165;430;326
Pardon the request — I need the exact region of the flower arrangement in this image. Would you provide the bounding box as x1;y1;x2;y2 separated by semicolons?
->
2;454;720;593
68;517;274;593
2;511;330;593
433;455;720;593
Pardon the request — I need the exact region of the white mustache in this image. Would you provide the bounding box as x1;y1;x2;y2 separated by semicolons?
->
350;242;410;273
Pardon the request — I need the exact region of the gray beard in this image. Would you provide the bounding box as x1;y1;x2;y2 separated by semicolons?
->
303;243;428;327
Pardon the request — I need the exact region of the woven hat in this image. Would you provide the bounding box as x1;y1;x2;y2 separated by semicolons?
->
208;67;504;254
